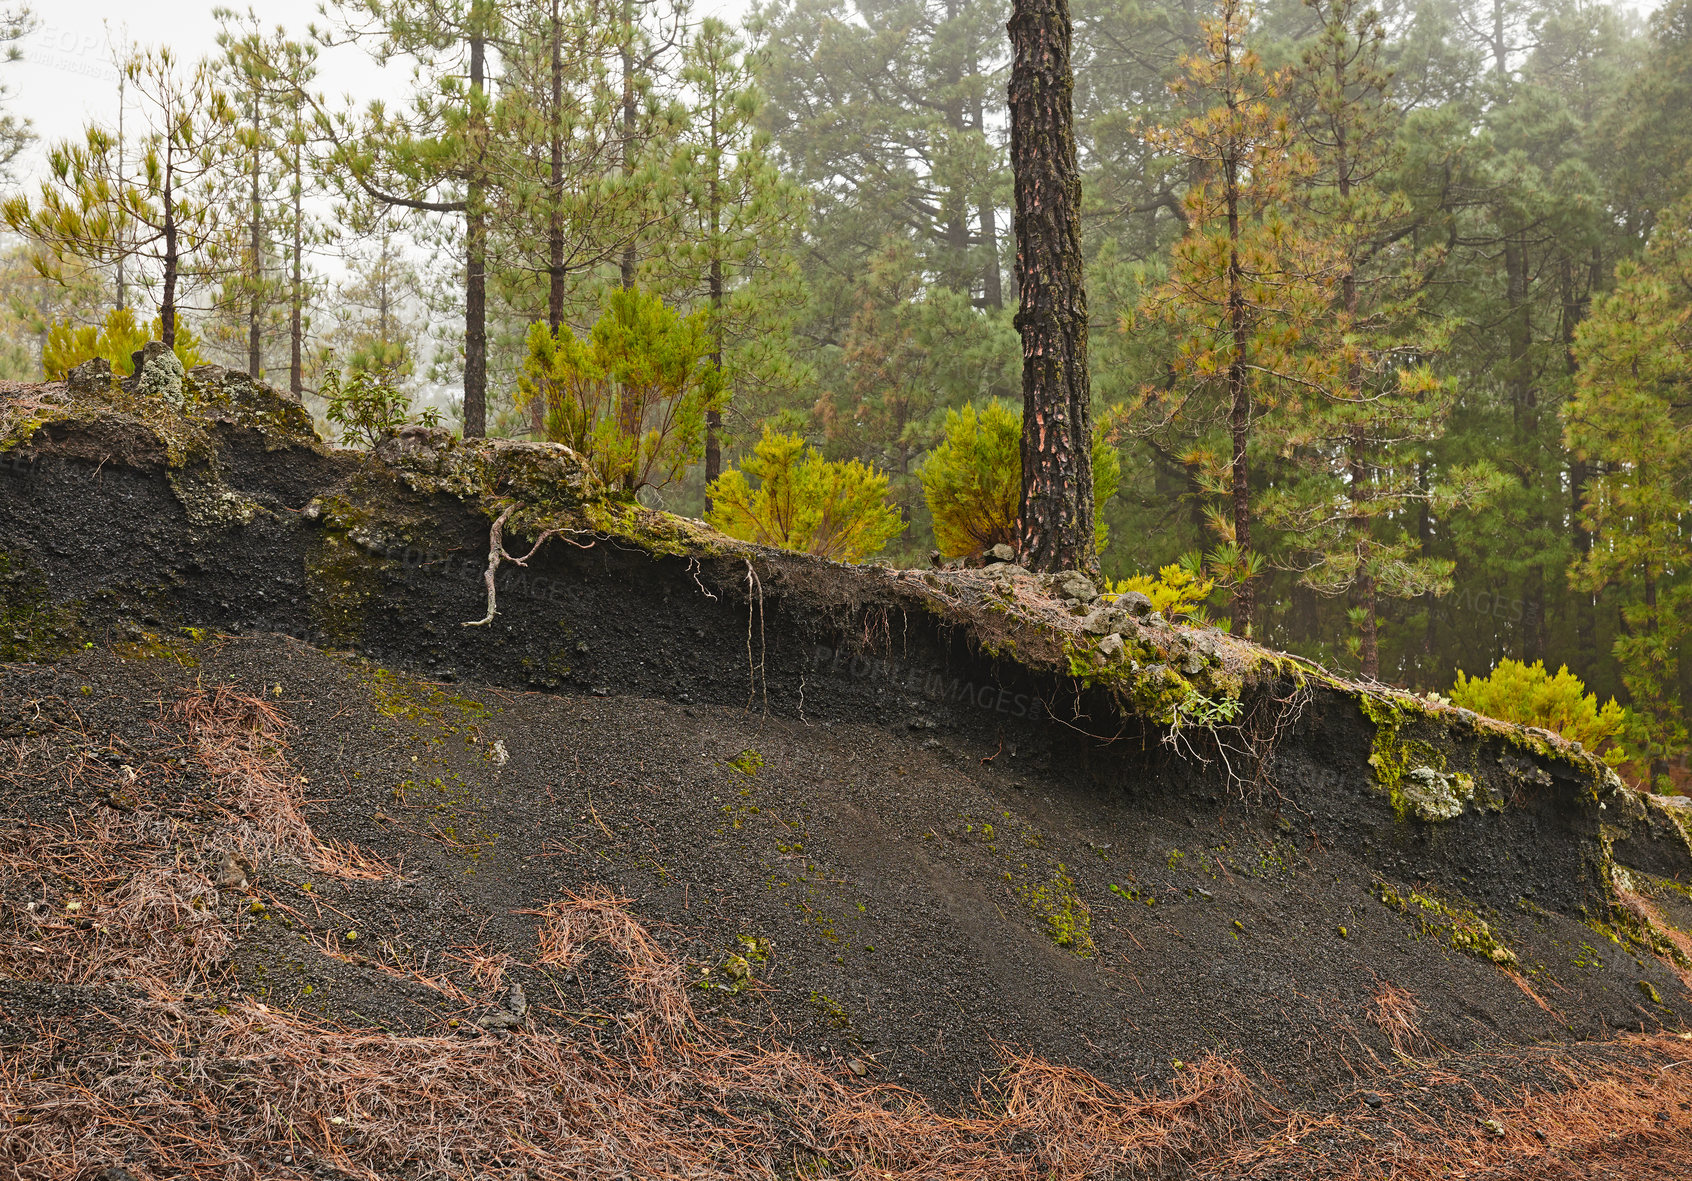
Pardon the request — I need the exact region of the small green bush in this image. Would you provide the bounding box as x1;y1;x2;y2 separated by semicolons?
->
920;400;1120;559
517;287;722;493
323;363;431;448
1449;659;1636;766
1108;556;1218;624
42;306;203;380
706;427;904;561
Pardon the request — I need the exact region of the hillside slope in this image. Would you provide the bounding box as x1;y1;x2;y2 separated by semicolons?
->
2;372;1691;1179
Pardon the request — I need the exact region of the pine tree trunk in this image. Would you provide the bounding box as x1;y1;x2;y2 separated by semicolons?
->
1350;438;1378;680
249;126;263;380
1417;459;1437;677
706;255;724;501
548;0;566;332
619;0;637;291
979;200;1003;311
537;0;564;439
290;143;304;400
1562;255;1595;670
161;164;178;349
1225;194;1252;633
1008;0;1094;574
1358;571;1379;679
971;81;1003;311
463;27;488;439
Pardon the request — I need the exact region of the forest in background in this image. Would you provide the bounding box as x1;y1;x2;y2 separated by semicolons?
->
0;0;1686;783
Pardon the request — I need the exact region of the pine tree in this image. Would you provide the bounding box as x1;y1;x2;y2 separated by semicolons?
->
317;0;503;435
0;4;34;180
1565;199;1692;786
515;285;722;492
1131;0;1321;631
671;17;809;493
209;11;327;393
335;223;426;382
490;0;626;339
3;48;235;349
751;0;1010;309
1261;0;1497;679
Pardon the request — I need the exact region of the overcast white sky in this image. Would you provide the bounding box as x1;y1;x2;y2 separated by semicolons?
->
6;0;749;188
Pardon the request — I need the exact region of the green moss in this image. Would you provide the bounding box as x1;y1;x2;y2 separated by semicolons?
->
1376;880;1519;966
306;530;392;646
808;991;851;1030
1064;637;1207;727
727;748;765;777
111;628;202;667
1360;696;1491;822
1639;979;1664;1005
365;666;492;731
582;497;737;559
0;551;83;662
1018;863;1095;956
695;934;772;994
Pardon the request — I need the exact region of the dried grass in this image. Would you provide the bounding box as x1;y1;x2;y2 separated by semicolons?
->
0;950;1263;1181
1195;1033;1692;1180
174;686;400;880
0;811;231;991
523;887;697;1045
1367;981;1428;1061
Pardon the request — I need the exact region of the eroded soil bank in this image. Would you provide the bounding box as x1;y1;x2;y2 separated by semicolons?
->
3;376;1691;1178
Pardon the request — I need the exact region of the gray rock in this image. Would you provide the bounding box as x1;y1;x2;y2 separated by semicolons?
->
1115;590;1155;617
1181;650;1206;676
477;1009;523;1031
129;341;186;409
988;543;1016;563
1401;766;1471;822
1081;606;1128;636
1054;571;1098;603
1097;633;1125;659
505;981;527;1017
66;357;114;394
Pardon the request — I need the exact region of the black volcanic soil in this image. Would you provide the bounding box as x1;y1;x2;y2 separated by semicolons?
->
3;379;1692;1178
4;630;1685;1104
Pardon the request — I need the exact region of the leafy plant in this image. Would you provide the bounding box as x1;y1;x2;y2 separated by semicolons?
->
1107;555;1218;624
706;427;904;561
920;400;1120;559
1449;659;1637;767
322;362;412;448
516;287;723;494
42;307;204;381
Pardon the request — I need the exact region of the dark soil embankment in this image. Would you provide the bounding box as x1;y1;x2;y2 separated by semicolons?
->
2;374;1691;1179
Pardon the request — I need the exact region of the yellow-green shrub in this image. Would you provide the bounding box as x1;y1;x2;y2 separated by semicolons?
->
920;400;1120;559
1107;558;1218;624
707;427;904;561
42;307;203;380
1449;659;1636;765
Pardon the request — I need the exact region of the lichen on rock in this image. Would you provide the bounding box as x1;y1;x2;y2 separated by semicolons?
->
1399;766;1473;822
131;341;187;410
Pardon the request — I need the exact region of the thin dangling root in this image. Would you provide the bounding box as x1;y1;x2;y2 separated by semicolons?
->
745;559;766;712
463;505;593;627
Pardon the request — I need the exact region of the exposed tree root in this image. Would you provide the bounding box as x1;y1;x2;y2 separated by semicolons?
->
463;504;594;627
